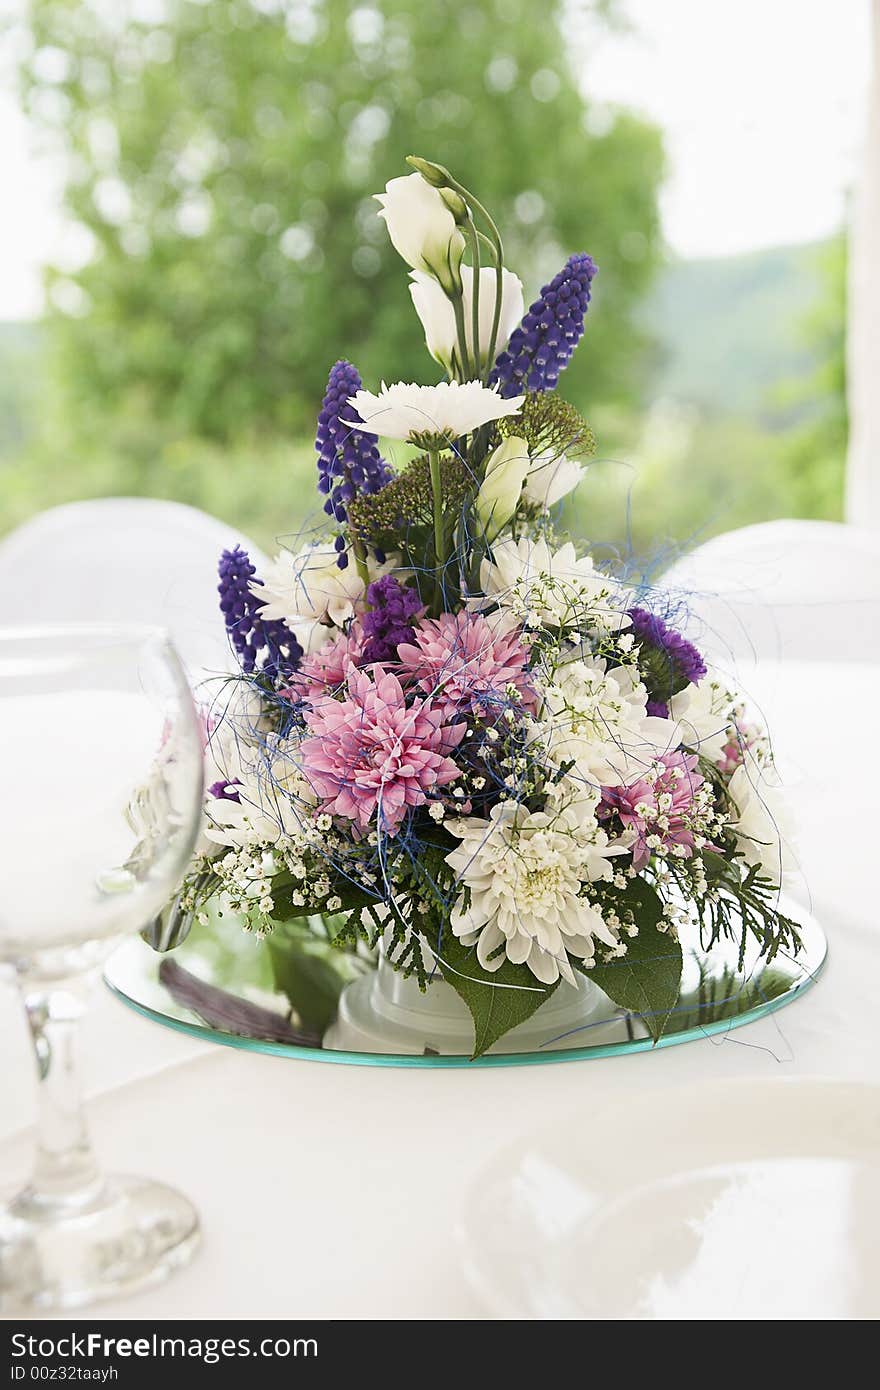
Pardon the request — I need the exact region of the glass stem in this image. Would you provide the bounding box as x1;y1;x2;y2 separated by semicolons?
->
18;978;102;1210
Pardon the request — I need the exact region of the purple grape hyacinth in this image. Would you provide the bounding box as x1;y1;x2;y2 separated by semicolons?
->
316;360;393;567
218;545;303;681
627;606;706;716
491;252;597;396
360;575;424;664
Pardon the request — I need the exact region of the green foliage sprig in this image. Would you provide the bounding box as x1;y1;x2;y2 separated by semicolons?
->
498;391;596;463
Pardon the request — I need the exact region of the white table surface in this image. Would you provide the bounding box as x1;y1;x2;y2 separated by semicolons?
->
2;658;878;1320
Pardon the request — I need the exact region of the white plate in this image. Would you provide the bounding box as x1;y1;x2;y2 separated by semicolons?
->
459;1078;880;1319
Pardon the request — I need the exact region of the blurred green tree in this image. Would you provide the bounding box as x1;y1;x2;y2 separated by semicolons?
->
21;0;664;440
564;234;849;565
775;235;847;517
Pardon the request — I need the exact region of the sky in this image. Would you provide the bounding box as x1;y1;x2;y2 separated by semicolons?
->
579;0;873;258
0;0;873;319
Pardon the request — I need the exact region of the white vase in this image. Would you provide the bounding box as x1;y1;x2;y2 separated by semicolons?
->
323;941;610;1057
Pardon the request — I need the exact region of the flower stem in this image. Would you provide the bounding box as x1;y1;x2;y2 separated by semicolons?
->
474;231;504;377
441;177;505;381
450;291;473;381
353;540;370;594
428;448;445;614
465;217;481;375
343;462;371;592
445;179;504;259
485;241;504;380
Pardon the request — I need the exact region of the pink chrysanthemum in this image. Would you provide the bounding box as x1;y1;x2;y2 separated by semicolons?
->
299;666;464;835
281;624;365;704
601;749;708;870
396;612;537;720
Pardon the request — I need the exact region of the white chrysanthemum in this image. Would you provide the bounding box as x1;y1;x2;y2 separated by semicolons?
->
346;380;525;443
521;451;584;510
254;543;397;628
668;676;734;763
540;656;676;786
445;800;623;985
204;739;316;851
478;537;629;633
727;754;792;886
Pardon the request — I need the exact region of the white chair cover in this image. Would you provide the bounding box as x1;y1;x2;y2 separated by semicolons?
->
659;519;880;669
0;498;267;676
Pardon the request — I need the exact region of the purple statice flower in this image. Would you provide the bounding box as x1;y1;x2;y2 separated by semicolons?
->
208;778;241;803
627;606;707;709
218;545;303;681
360;575;424;664
490;252;597;396
316;360;393;568
646;699;671;720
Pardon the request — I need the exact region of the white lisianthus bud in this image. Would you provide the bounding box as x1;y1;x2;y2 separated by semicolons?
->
409;266;525;371
522;450;585;509
405;155;450;188
374;173;465;293
476;435;531;540
439;188;469;224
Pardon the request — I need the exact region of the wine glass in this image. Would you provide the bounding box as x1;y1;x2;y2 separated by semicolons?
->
0;625;204;1310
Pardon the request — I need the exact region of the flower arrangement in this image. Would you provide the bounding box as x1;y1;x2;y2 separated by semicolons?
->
172;157;799;1057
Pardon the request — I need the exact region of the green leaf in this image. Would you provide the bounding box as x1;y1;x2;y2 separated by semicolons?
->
583;878;686;1045
266;931;347;1033
434;930;558;1059
700;849;730;882
268;875;375;923
582;881;683;1042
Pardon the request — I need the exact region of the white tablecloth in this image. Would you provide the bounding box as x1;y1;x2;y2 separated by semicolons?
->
2;660;878;1320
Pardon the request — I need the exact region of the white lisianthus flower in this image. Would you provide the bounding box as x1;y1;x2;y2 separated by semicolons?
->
291;618;335;657
521;450;585;510
201;677;274;772
445;800;623;985
374;173;465;292
475;435;530;540
254;544;397;628
408;266;525;370
346;380;524;444
540;657;676;786
727;754;792;886
668;677;734;764
478;536;630;634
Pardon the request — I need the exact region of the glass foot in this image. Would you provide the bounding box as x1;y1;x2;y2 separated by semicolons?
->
0;1174;200;1311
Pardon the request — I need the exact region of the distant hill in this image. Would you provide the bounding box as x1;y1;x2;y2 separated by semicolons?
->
641;240;828;422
